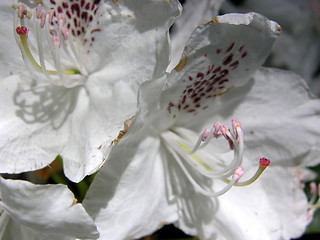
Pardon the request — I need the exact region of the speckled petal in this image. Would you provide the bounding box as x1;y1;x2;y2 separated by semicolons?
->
161;12;281;127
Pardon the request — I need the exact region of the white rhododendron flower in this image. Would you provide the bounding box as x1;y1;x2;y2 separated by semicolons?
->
81;12;320;240
0;177;98;240
0;0;181;182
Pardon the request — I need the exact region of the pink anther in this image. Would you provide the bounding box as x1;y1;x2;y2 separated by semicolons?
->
36;4;43;18
310;182;317;195
50;27;57;36
233;166;244;182
60;26;69;40
40;12;46;28
47;9;55;25
57;13;66;26
213;122;222;138
52;35;61;48
201;128;210;141
232;117;243;142
18;4;27;19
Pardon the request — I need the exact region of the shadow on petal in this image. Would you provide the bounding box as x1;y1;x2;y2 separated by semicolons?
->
13;81;80;130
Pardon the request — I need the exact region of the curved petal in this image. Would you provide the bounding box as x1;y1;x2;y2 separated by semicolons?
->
0;177;99;239
83;133;178;240
169;0;224;71
0;75;70;174
222;0;320;83
161;12;281;127
177;166;308;240
211;68;320;167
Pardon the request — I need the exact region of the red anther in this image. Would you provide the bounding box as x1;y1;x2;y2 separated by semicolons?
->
259;158;270;168
16;26;28;36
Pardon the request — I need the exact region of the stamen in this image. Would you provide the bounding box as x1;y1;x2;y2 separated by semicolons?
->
18;4;27;18
162;118;270;198
14;3;85;87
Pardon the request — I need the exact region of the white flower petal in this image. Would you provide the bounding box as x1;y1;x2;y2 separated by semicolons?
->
222;0;320;83
0;75;69;173
212;68;320;167
161;12;280;127
0;177;99;239
83;134;178;240
169;0;225;71
190;166;308;240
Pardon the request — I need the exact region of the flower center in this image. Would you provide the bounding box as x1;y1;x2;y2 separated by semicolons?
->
161;118;270;197
13;2;87;88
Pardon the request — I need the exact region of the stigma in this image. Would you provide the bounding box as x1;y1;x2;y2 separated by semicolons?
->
161;118;270;197
13;2;87;88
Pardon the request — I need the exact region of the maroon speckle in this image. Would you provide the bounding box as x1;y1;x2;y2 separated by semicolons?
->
226;42;234;52
189;76;193;81
216;49;221;54
183;105;189;109
91;29;101;33
188;109;196;113
77;30;81;36
206;87;213;92
81;0;85;8
57;6;62;13
62;2;68;8
73;18;78;28
66;10;71;19
220;69;229;77
197;72;204;80
239;45;244;52
223;54;233;66
213;66;221;73
50;0;56;4
81;12;88;21
194;97;201;103
85;2;91;10
241;51;248;58
218;79;228;85
204;54;208;57
230;61;239;69
182;95;187;104
71;3;80;17
89;15;93;22
168;102;175;114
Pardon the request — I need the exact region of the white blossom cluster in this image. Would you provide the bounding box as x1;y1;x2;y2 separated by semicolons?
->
0;0;320;240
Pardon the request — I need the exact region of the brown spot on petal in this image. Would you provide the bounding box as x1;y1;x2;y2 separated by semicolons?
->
111;117;133;144
174;55;188;72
